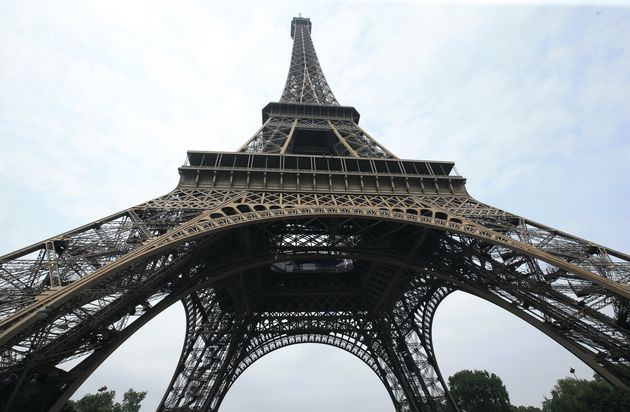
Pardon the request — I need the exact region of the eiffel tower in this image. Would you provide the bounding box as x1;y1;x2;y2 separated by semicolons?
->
1;16;629;412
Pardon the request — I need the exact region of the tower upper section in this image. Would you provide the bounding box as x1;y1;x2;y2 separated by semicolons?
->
183;16;462;191
235;17;398;158
280;17;339;106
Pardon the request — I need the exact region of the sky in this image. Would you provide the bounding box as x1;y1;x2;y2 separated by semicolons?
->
1;0;630;410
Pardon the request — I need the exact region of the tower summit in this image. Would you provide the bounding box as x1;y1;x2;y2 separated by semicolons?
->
1;17;629;412
282;17;338;105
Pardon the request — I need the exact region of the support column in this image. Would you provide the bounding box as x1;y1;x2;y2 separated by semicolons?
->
372;283;459;412
158;289;244;412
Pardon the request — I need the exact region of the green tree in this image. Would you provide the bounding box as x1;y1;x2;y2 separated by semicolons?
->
511;406;542;412
114;388;148;412
448;369;512;412
542;374;630;412
62;387;147;412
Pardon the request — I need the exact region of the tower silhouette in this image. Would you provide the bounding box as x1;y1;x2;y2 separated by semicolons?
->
1;16;629;412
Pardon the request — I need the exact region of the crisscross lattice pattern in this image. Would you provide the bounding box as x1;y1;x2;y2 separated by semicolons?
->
280;18;338;105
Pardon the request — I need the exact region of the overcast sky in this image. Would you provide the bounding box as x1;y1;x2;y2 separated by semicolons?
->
1;0;630;410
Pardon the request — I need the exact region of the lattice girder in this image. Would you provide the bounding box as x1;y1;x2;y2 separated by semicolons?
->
280;18;338;106
160;282;457;412
1;203;629;410
238;16;397;159
239;116;396;158
0;190;242;321
2;194;628;342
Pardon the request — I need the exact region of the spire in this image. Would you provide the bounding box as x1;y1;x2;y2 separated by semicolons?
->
280;17;339;105
238;17;396;159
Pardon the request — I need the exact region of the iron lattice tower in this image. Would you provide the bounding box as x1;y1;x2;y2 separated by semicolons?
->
1;17;629;412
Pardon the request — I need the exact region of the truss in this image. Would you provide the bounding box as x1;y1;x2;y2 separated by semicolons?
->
1;15;629;412
280;17;338;106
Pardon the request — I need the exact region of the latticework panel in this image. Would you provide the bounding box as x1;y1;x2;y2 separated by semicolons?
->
161;284;456;412
280;18;338;106
329;119;395;158
239;116;396;158
1;189;629;411
425;195;630;316
0;190;242;322
238;117;296;153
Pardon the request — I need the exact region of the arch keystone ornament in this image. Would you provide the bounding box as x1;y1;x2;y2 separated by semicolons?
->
1;16;629;412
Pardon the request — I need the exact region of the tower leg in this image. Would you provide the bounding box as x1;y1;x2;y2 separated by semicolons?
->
159;288;254;412
372;284;459;412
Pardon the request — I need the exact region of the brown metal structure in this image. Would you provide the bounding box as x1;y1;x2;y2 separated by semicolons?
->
1;16;629;412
